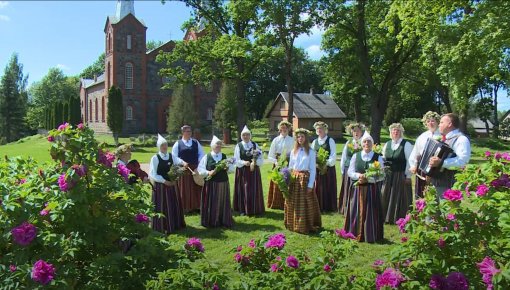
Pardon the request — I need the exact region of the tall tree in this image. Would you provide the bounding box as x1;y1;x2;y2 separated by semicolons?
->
0;53;28;144
257;0;318;124
79;53;105;79
166;84;197;134
214;80;238;143
107;86;123;145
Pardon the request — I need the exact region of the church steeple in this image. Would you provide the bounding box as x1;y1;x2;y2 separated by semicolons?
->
115;0;135;20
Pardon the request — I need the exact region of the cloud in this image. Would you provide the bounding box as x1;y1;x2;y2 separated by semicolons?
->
295;24;325;55
305;44;325;60
0;14;9;21
0;1;8;9
56;64;70;71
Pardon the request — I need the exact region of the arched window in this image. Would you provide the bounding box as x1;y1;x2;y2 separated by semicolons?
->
125;63;133;89
101;96;105;122
89;100;92;121
126;106;133;120
95;99;98;122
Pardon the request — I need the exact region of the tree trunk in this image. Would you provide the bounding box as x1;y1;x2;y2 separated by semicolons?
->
235;74;246;142
222;128;230;145
484;120;490;135
353;94;362;122
441;88;453;113
458;111;469;135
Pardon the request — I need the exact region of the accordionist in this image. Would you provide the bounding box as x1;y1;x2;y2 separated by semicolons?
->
428;113;471;197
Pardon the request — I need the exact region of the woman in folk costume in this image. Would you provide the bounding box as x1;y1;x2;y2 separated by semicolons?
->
149;134;188;234
339;123;365;214
344;133;385;243
197;136;235;228
171;125;205;213
285;128;322;234
233;125;265;216
115;144;149;184
267;120;294;209
311;121;338;212
409;111;441;198
381;123;414;224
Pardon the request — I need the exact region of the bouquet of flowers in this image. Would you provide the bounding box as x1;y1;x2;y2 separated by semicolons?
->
372;143;383;154
347;139;362;154
270;167;293;199
249;147;262;172
167;165;187;182
205;158;235;181
316;147;329;175
353;161;385;186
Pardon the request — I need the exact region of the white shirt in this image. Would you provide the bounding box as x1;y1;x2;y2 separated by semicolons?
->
149;152;184;183
442;129;471;169
267;134;294;163
340;138;361;174
234;140;264;168
311;135;336;167
408;130;441;168
289;147;316;189
197;152;235;177
348;151;385;183
382;138;414;178
117;159;127;166
171;138;205;164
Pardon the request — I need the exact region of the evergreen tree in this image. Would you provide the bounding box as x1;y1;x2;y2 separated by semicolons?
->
0;53;28;144
167;84;197;135
214;80;238;143
107;86;123;145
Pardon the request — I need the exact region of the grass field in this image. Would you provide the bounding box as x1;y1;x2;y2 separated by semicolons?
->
0;132;507;274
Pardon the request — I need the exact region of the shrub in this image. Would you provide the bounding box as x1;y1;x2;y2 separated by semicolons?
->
400;118;423;137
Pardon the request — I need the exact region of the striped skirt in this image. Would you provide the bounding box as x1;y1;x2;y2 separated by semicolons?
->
284;171;322;234
233;166;265;216
152;182;186;234
177;164;202;212
338;166;352;215
381;171;413;224
315;166;338;212
267;163;285;210
201;180;233;228
343;182;384;243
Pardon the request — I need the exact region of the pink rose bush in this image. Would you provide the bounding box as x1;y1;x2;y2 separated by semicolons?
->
11;222;37;246
31;260;56;285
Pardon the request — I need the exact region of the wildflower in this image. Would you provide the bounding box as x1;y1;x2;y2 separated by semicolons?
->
477;256;500;290
134;213;150;223
270;263;280;272
429;274;446;289
396;214;411;233
476;184;489;197
446;213;456;221
286;255;299;269
494;152;502;160
47;136;54;142
372;260;384;268
212;283;219;290
77;123;84;130
265;233;286;250
72;164;87;177
401;237;408;243
443;189;463;201
445;272;469;290
323;264;331;273
40;209;50;216
117;163;131;182
236;245;242;252
186;237;205;253
248;239;256;248
335;228;356;240
438;237;446;248
234;253;242;263
484;151;491;158
11;222;37;246
57;122;69;131
375;268;405;290
31;260;56;285
9;264;16;272
58;173;74;192
415;199;426;212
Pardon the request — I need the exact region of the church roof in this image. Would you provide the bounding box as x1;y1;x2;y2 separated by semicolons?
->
82;73;105;89
107;15;146;27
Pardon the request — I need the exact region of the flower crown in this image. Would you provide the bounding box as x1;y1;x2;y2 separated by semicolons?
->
294;128;311;135
115;144;134;157
313;121;328;129
389;123;405;132
346;122;365;134
278;120;293;129
421;111;441;126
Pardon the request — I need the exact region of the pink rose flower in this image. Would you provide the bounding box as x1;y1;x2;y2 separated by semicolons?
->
270;263;280;272
265;233;286;250
286;255;299;269
186;237;204;253
57;122;69;131
375;268;405;290
477;256;500;290
335;228;357;240
438;237;446;248
9;264;16;272
476;184;489;197
248;239;256;248
31;260;55;285
47;136;54;142
443;189;463;201
396;214;411;233
323;264;331;273
11;222;37;246
415;199;426;212
134;213;150;223
446;213;456;221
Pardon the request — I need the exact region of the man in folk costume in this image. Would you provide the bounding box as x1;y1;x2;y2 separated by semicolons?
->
339;123;365;214
233;125;265;216
171;125;205;213
311;121;338;212
149;134;188;234
381;123;414;224
344;133;385;243
197;136;235;227
409;111;441;197
267;120;294;209
428;113;471;197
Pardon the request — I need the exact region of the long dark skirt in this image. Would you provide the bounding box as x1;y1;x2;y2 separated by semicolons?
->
201;180;233;228
233;166;265;216
152;182;186;234
267;164;285;210
284;171;322;234
338;166;352;215
343;182;384;243
381;171;413;224
178;164;202;212
315;166;338;212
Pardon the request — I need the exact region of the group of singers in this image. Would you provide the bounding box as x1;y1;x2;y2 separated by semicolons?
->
117;112;471;243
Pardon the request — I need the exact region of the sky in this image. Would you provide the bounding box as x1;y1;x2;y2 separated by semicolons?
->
0;0;508;112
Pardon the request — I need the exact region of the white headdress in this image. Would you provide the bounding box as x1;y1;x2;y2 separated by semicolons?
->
210;135;222;148
157;134;167;150
361;131;373;144
241;125;251;135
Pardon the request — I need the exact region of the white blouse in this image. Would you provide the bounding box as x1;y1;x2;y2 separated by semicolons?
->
149;152;184;183
197;152;235;177
267;135;294;163
311;135;336;167
289;147;316;189
234;140;264;168
408;130;441;168
382;138;414;178
348;151;385;183
340;138;361;174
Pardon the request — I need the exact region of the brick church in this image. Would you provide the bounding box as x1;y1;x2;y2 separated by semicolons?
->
80;0;218;135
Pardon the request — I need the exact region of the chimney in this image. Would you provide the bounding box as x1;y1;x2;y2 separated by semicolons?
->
310;87;314;95
93;74;97;82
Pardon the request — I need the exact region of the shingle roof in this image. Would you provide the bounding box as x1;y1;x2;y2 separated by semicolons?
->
278;92;346;119
82;73;105;89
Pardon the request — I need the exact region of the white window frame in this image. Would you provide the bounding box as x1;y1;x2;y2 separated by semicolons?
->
125;63;133;89
126;106;133;120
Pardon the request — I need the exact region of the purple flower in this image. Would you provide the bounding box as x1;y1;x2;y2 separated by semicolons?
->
445;272;469;290
40;209;50;216
494;152;502;160
248;239;256;248
454;223;459;231
415;199;426;212
375;268;405;290
396;214;411;233
57;122;69;131
19;178;26;185
490;174;510;188
286;255;299;269
280;167;291;185
401;237;408;243
446;213;456;221
47;136;54;142
503;152;510;161
429;274;446;289
11;222;37;246
270;263;280;272
71;164;87;177
438;237;446;248
234;253;242;263
236;245;243;252
265;233;286;250
335;228;357;240
372;260;385;268
77;123;84;130
97;149;115;168
276;256;282;261
323;263;331;273
9;264;16;272
443;189;463;201
476;184;489;197
212;283;219;290
484;151;491;158
477;256;500;290
31;260;55;285
186;237;204;253
58;173;73;192
117;163;131;182
135;213;150;223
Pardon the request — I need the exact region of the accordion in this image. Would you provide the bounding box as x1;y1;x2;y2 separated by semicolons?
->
417;138;454;178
